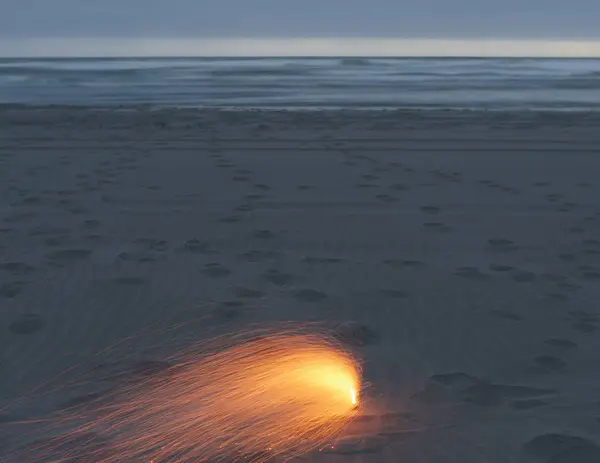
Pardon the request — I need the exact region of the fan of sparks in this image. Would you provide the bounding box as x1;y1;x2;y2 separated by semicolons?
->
20;326;362;462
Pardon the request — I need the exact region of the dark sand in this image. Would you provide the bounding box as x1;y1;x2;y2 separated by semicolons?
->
1;107;600;462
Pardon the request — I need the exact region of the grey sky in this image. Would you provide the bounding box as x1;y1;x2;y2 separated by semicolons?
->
1;0;599;39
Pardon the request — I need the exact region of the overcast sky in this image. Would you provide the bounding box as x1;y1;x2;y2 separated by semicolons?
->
1;0;600;56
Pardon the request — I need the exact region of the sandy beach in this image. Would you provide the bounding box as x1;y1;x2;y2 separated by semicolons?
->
1;107;600;462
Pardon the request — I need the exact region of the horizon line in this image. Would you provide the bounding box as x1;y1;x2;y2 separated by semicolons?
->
2;55;600;60
2;37;600;58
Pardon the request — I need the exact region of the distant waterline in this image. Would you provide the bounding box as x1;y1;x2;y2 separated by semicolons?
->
1;57;600;110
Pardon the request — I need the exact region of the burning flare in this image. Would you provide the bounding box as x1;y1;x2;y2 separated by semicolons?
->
21;327;362;462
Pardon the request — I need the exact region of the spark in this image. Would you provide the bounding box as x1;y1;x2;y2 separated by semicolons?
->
351;387;358;406
17;325;362;462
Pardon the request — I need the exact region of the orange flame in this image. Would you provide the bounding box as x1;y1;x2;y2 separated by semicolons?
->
20;327;362;462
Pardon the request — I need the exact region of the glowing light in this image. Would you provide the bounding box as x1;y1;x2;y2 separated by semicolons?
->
19;326;362;462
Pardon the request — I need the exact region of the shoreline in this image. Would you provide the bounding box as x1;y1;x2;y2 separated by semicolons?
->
3;105;600;129
4;103;600;113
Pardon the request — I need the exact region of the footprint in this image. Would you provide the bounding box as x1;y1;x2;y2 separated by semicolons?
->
201;263;232;279
544;338;577;350
555;280;582;292
9;313;45;334
380;289;410;299
115;253;137;263
83;220;100;229
422;222;453;232
569;310;598;323
355;182;377;189
238;249;279;263
511;270;537;283
388;259;423;267
0;262;35;275
87;234;104;242
420;205;441;214
303;256;344;264
261;269;294;286
333;322;379;347
582;271;600;281
375;194;397;203
68;206;88;215
511;399;548;410
21;196;42;205
45;249;92;264
219;215;243;223
424;373;555;406
184;239;212;254
573;321;597;333
523;434;600;463
213;301;244;321
108;277;147;286
491;310;522;322
56;189;77;197
3;212;34;223
534;356;567;373
583;249;600;256
252;229;276;240
389;183;409;191
292;288;328;303
245;194;268;201
235;204;254;212
136;238;168;252
582;239;600;247
489;264;513;272
543;273;567;283
0;281;28;298
233;287;265;299
44;235;70;247
454;266;491;281
361;174;379;181
487;238;518;251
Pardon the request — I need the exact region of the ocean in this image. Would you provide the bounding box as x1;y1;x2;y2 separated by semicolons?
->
1;57;600;110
